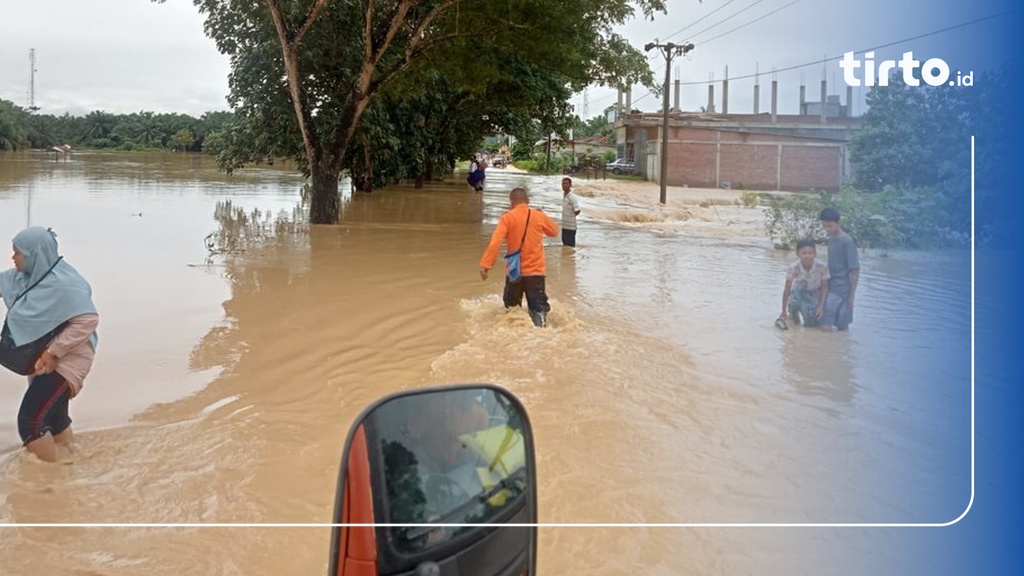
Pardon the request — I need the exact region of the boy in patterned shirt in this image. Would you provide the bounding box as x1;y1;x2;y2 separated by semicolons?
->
777;238;831;330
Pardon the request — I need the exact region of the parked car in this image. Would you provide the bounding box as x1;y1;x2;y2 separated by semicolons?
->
605;158;635;175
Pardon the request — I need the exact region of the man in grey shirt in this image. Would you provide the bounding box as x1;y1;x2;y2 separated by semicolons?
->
819;207;860;331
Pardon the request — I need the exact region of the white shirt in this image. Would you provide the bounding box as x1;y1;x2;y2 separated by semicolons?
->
562;191;581;230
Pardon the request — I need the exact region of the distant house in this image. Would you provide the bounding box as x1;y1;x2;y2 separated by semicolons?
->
47;144;72;161
571;135;617;162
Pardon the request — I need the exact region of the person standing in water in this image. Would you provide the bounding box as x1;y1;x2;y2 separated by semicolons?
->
0;227;99;462
819;207;860;331
479;188;558;327
560;177;581;247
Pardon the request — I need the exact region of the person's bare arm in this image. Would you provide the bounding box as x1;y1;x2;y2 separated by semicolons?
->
817;278;829;319
848;268;859;308
780;278;793;319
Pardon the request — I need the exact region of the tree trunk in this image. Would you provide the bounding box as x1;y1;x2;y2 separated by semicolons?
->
415;154;429;188
309;156;342;224
351;140;374;194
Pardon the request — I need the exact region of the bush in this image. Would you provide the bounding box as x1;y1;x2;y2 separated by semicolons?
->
740;191;760;208
515;153;568;174
511;140;534;161
764;186;968;250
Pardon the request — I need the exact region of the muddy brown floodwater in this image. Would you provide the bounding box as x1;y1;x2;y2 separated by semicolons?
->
0;151;971;575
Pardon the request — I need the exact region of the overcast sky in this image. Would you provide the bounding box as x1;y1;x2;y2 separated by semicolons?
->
0;0;1013;119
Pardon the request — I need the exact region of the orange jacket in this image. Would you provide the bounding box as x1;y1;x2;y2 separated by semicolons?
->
480;204;558;276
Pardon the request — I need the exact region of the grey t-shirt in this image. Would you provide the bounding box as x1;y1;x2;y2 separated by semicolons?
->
826;233;860;298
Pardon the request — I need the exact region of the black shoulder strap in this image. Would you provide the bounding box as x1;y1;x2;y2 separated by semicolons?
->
10;256;63;308
517;209;531;251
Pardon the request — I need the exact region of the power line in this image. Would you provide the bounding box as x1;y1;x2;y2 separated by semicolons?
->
680;9;1011;86
693;0;802;46
685;0;769;43
662;0;741;42
582;7;1011;113
647;0;759;63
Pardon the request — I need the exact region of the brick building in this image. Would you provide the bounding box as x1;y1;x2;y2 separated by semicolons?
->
615;112;862;192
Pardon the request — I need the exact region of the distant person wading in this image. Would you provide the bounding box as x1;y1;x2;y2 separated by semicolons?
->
0;227;99;462
479;188;558;327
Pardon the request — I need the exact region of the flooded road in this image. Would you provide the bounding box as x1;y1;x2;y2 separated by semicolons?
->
0;151;971;575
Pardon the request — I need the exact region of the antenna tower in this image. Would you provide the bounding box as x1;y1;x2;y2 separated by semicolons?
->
28;49;39;112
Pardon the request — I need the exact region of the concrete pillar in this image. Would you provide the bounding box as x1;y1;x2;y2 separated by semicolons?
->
707;84;715;113
820;79;827;125
625;87;632;112
722;66;729;114
846;85;854;117
674;79;681;111
753;84;760;114
799;84;806;115
771;80;778;123
616;90;623;120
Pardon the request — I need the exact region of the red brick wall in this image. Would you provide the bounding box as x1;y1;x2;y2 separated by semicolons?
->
780;145;840;191
719;144;778;190
659;126;842;191
668;142;717;187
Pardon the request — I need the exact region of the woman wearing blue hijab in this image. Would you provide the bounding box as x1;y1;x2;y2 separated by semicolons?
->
0;227;99;462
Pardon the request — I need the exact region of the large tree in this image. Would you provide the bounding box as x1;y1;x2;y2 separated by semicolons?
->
848;66;1010;243
163;0;665;224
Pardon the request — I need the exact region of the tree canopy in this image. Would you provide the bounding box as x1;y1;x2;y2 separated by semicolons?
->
0;101;233;153
161;0;668;223
831;65;1010;246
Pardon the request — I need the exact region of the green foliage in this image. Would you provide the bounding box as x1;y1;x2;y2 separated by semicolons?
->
0;99;30;151
849;66;1013;243
0;103;234;154
573;112;616;141
510;140;535;162
740;191;760;208
764;186;969;250
169;128;195;151
515;152;571;174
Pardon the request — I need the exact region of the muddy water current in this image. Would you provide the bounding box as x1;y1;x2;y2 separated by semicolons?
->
0;151;972;575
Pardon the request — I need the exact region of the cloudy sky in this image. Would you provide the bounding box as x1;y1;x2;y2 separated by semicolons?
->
0;0;1012;119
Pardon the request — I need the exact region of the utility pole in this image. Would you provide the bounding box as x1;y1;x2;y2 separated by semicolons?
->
645;40;694;205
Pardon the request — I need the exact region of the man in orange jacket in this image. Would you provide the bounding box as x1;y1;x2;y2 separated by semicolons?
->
479;188;558;327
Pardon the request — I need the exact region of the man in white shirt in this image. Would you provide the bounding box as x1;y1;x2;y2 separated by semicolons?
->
560;177;581;247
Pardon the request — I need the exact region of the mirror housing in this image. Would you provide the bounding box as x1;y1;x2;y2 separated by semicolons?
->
328;384;537;576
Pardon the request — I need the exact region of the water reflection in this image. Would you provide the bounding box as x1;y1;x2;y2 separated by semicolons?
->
781;329;858;406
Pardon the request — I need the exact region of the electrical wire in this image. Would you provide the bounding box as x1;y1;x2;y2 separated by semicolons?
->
693;0;802;46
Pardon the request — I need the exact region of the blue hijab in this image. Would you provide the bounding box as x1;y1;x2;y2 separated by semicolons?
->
0;227;98;348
